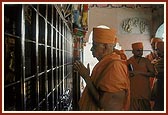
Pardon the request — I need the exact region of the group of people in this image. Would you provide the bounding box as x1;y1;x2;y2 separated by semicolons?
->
73;27;164;111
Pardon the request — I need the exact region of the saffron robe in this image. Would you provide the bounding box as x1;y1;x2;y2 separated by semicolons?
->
145;52;157;89
127;56;155;110
79;53;130;111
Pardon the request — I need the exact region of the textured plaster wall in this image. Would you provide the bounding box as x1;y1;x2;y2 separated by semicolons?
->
84;6;164;59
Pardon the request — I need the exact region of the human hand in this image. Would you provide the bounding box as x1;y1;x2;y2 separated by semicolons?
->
73;61;90;78
151;59;159;65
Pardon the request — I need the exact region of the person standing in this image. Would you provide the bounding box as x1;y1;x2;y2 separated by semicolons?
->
145;38;163;89
152;41;164;111
127;42;156;111
145;37;163;109
74;27;130;111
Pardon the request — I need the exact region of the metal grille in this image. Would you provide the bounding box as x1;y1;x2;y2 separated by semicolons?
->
4;4;73;111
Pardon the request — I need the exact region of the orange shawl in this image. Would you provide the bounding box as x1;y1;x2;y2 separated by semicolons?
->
79;53;130;111
127;56;152;99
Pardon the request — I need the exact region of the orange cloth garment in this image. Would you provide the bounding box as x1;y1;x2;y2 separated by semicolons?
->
127;56;155;110
79;53;130;111
127;56;152;99
93;28;117;44
114;49;127;60
145;52;156;62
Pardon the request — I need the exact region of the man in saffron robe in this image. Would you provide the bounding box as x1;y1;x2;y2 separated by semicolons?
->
145;37;163;89
74;27;130;111
127;42;156;111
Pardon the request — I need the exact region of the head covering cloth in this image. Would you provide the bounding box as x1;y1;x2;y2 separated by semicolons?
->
150;37;162;44
93;28;117;44
132;42;143;50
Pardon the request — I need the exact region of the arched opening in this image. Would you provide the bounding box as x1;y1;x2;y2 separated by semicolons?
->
155;23;164;40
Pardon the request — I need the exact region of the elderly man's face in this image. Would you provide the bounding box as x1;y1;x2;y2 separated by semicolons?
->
90;42;104;61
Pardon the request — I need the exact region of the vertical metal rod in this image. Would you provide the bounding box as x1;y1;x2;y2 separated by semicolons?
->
45;4;49;110
35;4;40;110
51;5;54;110
55;10;58;110
58;15;61;109
21;4;26;110
61;20;65;93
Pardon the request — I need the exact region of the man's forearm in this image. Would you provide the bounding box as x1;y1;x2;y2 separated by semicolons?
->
83;76;101;107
